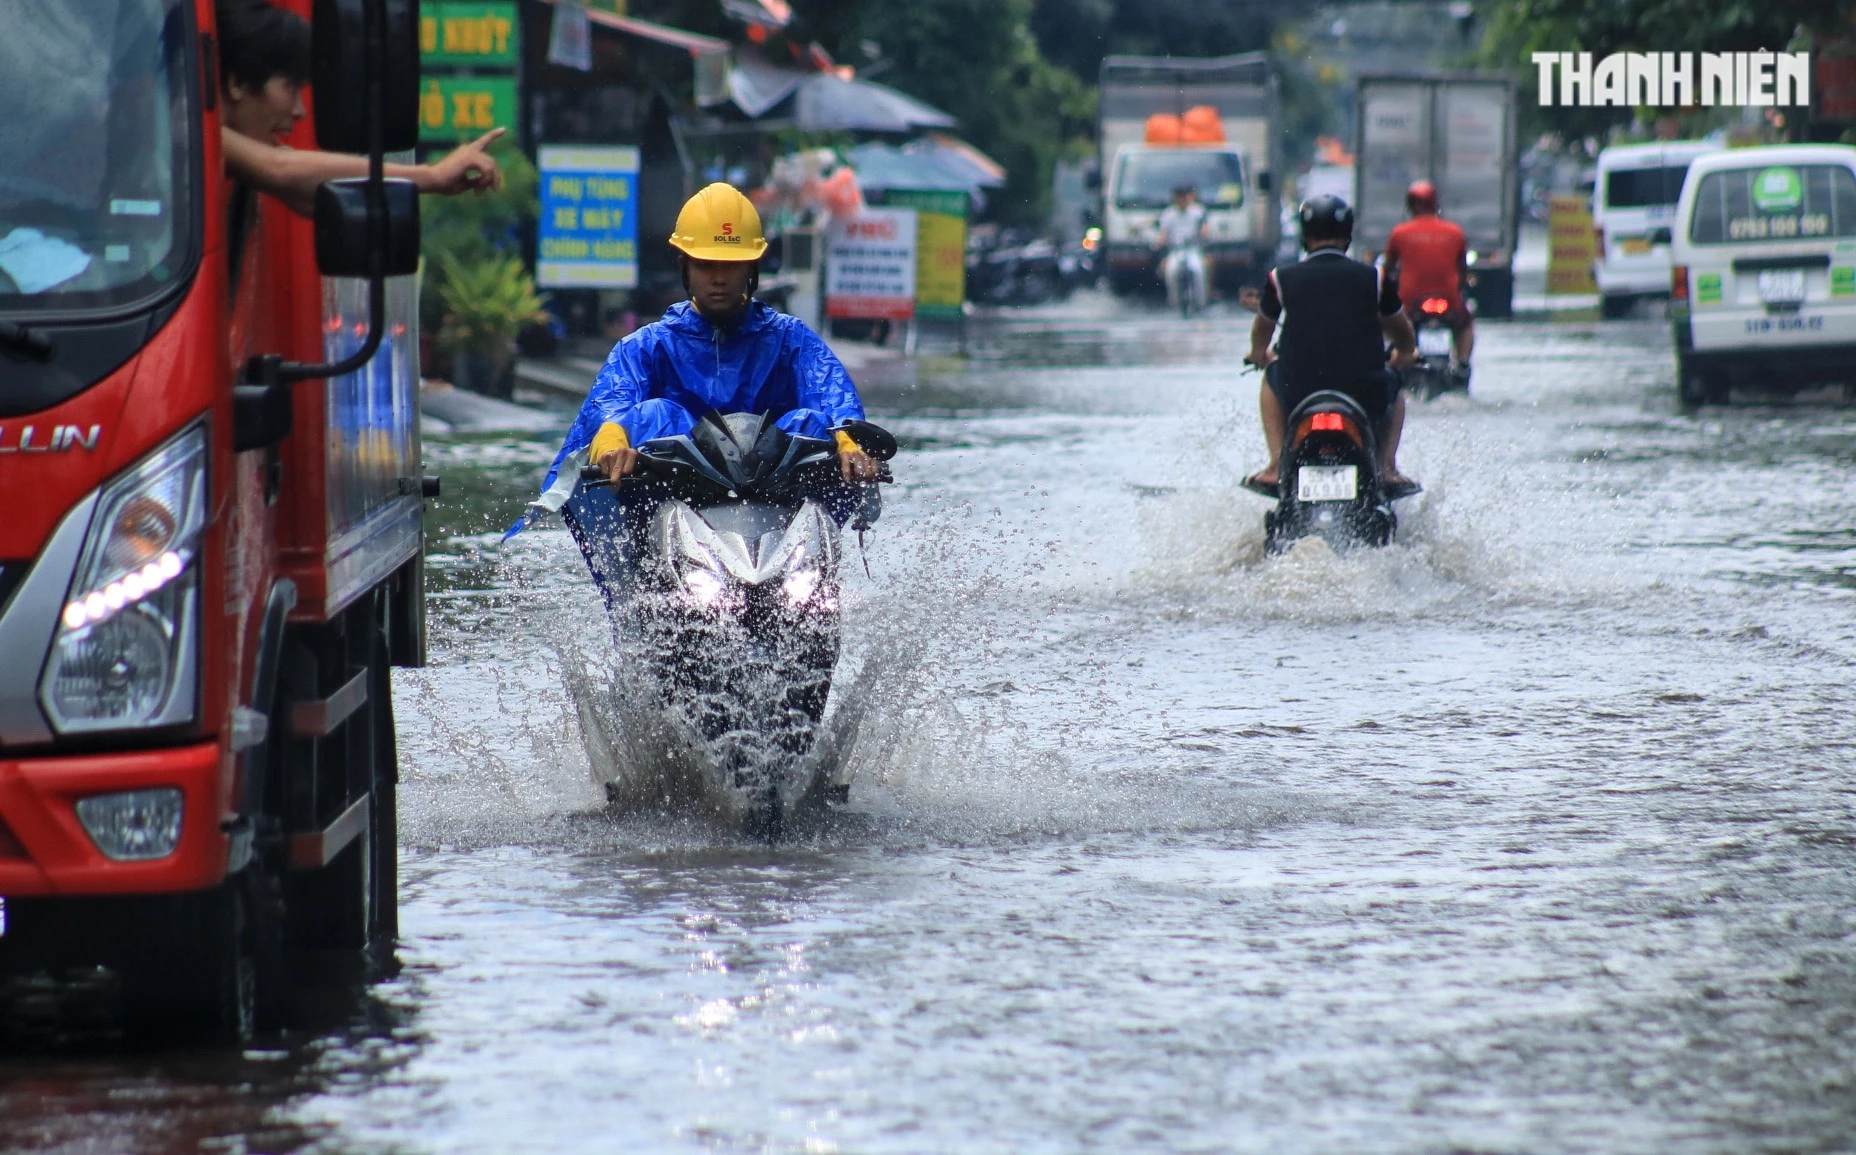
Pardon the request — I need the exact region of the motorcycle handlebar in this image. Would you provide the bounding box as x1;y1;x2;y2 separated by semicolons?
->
578;458;893;487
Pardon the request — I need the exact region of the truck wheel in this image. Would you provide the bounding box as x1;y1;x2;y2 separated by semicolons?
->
1471;266;1514;319
125;875;278;1042
1600;294;1633;320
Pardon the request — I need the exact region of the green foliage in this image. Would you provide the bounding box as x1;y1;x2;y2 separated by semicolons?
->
432;252;549;357
419;139;538;333
815;0;1097;223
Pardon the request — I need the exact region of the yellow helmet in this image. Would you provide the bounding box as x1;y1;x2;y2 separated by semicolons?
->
669;183;767;261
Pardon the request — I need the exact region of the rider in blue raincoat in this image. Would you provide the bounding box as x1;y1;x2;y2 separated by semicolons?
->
529;183;876;519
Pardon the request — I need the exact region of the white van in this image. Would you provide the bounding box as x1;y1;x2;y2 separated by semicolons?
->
1668;145;1856;406
1593;140;1719;318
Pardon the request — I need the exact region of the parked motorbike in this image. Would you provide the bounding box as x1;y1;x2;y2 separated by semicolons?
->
1404;297;1469;399
1246;389;1406;554
562;413;895;838
966;229;1069;307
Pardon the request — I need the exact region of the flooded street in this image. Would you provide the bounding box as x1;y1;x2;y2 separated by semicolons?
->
8;296;1856;1152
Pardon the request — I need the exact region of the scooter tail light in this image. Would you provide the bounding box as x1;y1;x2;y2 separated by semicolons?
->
1671;265;1689;301
1420;297;1449;314
1294;412;1364;449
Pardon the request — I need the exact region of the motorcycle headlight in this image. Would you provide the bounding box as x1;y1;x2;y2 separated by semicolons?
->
41;427;205;733
678;563;731;608
782;566;820;604
778;539;836;609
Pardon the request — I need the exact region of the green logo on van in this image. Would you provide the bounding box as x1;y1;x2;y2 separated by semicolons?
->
1752;166;1803;213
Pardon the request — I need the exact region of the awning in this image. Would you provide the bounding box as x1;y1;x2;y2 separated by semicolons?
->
844;143;974;193
728;51;956;132
729;52;805;119
534;0;729;57
903;135;1006;188
720;0;792;29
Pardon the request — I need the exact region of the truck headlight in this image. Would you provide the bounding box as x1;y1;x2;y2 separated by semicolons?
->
41;426;205;733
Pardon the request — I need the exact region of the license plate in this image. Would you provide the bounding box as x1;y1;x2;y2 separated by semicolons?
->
1418;328;1451;356
1297;465;1358;502
1757;269;1806;303
1620;236;1652;254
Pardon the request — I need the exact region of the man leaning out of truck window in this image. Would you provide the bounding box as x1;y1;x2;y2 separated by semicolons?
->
215;0;505;218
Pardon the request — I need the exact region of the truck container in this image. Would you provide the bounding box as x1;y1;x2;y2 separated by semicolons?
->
0;0;429;1040
1098;53;1281;295
1353;73;1517;318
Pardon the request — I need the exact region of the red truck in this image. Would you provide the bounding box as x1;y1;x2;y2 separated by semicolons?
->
0;0;429;1039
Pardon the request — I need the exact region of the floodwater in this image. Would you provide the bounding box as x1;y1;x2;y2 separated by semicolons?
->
7;295;1856;1153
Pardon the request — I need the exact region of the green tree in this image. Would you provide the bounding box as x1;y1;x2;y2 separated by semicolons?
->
800;0;1096;223
418;138;538;335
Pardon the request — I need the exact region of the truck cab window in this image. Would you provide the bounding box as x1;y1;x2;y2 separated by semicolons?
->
0;0;195;311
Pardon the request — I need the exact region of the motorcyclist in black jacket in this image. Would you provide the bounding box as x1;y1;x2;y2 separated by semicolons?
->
1244;195;1419;494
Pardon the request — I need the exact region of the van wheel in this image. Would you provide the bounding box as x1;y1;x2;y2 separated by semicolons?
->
1678;364;1727;409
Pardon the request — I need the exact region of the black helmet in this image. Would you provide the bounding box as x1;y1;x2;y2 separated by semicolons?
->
1300;194;1355;249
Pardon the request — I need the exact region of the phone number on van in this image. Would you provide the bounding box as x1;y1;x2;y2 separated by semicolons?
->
1745;315;1825;332
1729;214;1833;240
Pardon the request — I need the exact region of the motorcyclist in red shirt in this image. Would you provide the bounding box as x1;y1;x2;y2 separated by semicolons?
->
1381;180;1473;385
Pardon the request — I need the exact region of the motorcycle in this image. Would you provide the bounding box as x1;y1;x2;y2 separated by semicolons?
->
1404;297;1470;399
1161;241;1208;317
560;412;895;838
966;229;1068;307
1246;389;1402;555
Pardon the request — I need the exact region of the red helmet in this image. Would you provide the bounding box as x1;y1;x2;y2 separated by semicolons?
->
1407;180;1438;213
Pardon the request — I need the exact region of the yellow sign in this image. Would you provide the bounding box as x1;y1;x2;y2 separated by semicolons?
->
880;188;967;320
913;210;966;315
1547;194;1597;296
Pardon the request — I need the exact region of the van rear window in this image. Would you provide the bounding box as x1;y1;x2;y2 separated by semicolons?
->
1688;163;1856;243
1605;165;1689;209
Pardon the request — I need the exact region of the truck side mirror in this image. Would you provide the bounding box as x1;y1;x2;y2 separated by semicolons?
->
1084;169;1101;192
311;0;421;154
314;179;421;277
1256;170;1273;193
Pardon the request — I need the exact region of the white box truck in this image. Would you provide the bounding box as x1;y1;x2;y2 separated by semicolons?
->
1353;73;1518;317
1097;53;1281;295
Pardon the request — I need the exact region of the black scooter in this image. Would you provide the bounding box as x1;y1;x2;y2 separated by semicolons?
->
1244;388;1406;554
1404;297;1470;400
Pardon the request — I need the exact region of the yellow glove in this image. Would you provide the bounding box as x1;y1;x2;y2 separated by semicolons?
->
589;422;630;461
833;429;860;456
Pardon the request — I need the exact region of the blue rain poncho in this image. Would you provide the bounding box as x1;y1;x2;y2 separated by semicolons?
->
532;300;866;512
